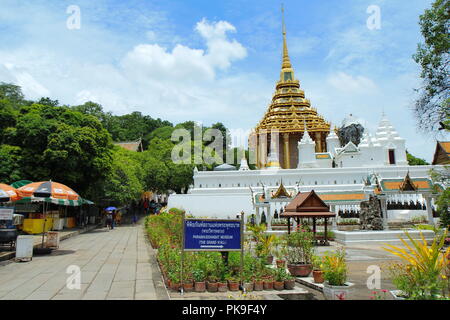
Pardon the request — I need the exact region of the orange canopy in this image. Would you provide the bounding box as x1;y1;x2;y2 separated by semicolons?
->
0;183;21;202
18;181;79;200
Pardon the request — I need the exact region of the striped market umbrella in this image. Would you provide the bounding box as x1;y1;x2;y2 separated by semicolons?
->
17;181;79;201
0;183;21;202
17;181;80;249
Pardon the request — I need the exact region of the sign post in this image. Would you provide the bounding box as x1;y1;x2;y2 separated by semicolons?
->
181;213;244;295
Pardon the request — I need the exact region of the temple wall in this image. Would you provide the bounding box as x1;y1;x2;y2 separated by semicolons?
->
167;193;253;218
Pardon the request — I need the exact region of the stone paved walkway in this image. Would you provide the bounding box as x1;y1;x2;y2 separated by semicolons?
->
0;223;168;300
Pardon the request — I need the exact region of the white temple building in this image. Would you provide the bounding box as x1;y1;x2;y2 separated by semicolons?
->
168;17;446;228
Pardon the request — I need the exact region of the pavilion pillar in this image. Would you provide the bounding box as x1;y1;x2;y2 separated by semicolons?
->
312;217;316;234
292;216;297;231
256;207;261;225
330;205;337;230
267;206;273;231
287;217;291;235
380;197;389;230
425;196;435;226
283;133;290;169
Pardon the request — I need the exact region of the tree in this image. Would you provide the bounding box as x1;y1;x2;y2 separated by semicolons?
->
436;187;450;230
140;152;170;192
166;162;194;194
413;0;450;131
0;145;22;184
37;97;59;107
211;122;231;160
0;99;18;143
102;147;144;205
407;151;430;165
0;82;25;107
9;103;113;198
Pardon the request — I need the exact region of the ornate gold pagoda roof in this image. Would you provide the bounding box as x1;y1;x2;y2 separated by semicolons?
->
271;181;292;199
255;10;330;135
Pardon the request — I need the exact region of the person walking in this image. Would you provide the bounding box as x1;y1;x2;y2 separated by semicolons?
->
111;210;116;230
115;210;122;226
106;211;112;230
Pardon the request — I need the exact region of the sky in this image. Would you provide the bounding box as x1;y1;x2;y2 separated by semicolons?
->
0;0;448;161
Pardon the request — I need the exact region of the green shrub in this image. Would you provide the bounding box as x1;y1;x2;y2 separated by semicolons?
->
322;248;347;286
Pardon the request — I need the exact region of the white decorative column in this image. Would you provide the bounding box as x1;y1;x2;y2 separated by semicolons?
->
330;205;337;230
380;197;389;230
256;207;261;225
267;206;273;231
425;196;435;226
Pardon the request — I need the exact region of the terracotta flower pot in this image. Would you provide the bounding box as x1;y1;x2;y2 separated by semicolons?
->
243;282;254;292
263;280;274;291
284;279;295;290
207;281;219;292
276;260;285;269
312;270;325;284
274;281;284;291
170;282;181;292
228;281;240;291
218;282;228;292
254;280;264;291
183;281;194;292
194;281;206;292
287;264;312;277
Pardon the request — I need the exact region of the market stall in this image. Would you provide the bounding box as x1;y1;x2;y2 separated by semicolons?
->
16;181;82;248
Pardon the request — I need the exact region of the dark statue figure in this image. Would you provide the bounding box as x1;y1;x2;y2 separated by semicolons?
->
360;195;384;231
338;123;365;147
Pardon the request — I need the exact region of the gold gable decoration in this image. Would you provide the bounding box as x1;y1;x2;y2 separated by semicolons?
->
400;172;418;192
272;182;292;199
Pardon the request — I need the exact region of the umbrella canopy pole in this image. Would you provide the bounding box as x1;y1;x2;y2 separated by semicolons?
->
41;201;47;248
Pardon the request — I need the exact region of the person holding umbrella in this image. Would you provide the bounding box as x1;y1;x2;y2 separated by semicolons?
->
105;207;116;230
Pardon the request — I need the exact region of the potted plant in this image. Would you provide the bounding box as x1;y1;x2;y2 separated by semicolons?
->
217;272;228;293
384;231;450;300
183;278;194;292
263;268;274;291
322;248;353;300
286;228;315;277
242;272;254;292
193;269;206;293
274;268;286;291
273;238;287;269
312;255;325;284
284;273;296;290
206;275;219;292
226;273;240;292
254;272;264;291
168;272;181;292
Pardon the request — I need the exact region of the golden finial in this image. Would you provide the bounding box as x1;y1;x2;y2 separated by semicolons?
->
281;4;292;70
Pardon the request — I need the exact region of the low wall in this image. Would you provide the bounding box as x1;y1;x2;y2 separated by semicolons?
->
167;193;254;219
334;229;436;245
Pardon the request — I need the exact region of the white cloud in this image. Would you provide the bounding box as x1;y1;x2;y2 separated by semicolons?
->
0;16;254;120
195;19;247;69
2;63;50;98
327;72;377;94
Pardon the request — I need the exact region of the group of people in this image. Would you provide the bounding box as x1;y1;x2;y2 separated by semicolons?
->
103;198;167;230
105;210;120;230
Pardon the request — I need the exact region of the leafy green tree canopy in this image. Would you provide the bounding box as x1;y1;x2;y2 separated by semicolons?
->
413;0;450;131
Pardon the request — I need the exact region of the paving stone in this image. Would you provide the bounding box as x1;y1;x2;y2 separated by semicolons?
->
82;291;108;300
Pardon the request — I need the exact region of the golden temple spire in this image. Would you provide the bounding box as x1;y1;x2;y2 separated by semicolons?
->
280;4;294;82
281;4;292;70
